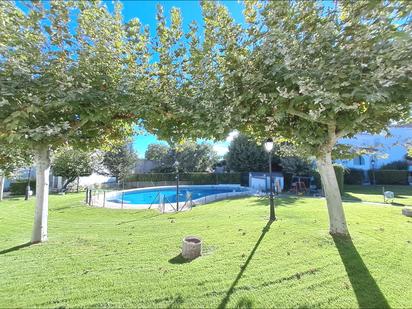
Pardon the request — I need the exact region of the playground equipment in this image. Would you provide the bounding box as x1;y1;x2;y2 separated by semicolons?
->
290;176;311;195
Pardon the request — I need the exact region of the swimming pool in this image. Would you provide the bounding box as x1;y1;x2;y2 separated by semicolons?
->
107;185;250;205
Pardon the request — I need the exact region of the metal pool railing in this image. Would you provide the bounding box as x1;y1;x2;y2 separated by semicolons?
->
85;188;195;213
85;186;252;213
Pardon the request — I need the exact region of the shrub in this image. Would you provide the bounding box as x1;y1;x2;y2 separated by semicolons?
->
369;170;408;185
10;181;36;195
283;173;293;191
333;164;344;194
344;168;364;185
379;160;408;170
312;171;322;189
311;165;344;194
280;156;313;176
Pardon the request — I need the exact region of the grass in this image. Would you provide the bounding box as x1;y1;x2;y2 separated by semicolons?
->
0;189;411;308
344;185;412;206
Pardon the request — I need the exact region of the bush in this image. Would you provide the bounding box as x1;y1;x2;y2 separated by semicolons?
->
10;181;36;195
312;171;322;189
344;168;364;185
126;173;242;185
283;173;293;191
379;160;408;170
369;170;409;185
311;165;344;194
333;164;344;194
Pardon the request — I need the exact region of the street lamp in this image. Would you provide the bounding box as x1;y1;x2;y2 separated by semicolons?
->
174;160;180;211
25;167;32;201
264;138;276;221
371;158;376;186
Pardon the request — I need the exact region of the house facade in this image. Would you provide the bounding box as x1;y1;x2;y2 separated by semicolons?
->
336;125;412;172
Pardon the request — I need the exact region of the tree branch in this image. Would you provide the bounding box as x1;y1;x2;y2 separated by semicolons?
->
335;114;368;139
286;106;330;125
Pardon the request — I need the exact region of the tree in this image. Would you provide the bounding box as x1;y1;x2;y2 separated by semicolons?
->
177;142;218;172
0;142;32;201
103;145;138;183
147;141;218;173
226;134;280;172
145;144;169;161
147;1;411;235
280;157;313;176
0;2;149;242
52;149;96;192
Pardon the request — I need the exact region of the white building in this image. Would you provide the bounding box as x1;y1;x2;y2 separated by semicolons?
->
4;168;114;193
336;125;412;172
249;172;284;193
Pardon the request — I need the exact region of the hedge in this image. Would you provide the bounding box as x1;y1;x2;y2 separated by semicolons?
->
283;173;293;191
312;166;344;194
10;181;36;195
313;171;322;189
344;168;364;185
379;160;408;170
126;172;242;185
333;164;344;194
369;170;409;185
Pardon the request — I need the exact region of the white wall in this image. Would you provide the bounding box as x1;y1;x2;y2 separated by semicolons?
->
78;173;115;187
250;176;284;192
336;127;412;171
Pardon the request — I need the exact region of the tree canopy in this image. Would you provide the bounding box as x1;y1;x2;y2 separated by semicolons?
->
147;0;411;235
0;142;32;178
52;148;96;191
146;141;218;173
0;1;150;242
0;1;147;150
0;141;32;201
102;144;138;183
145;144;169;162
225;134;280;172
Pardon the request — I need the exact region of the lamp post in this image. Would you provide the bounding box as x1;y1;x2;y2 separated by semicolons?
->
264;138;276;221
25;167;32;201
174;160;180;211
371;158;376;186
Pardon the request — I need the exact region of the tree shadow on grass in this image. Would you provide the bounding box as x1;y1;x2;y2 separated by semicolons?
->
218;221;273;309
332;235;390;309
167;295;184;308
0;242;32;255
247;196;299;208
342;193;363;202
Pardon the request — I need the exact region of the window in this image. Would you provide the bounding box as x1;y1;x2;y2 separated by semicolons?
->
353;155;365;166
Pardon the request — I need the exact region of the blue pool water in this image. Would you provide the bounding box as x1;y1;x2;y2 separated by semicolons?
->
108;186;247;205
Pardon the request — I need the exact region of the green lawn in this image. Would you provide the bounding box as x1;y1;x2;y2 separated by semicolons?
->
1;191;411;308
344;185;412;206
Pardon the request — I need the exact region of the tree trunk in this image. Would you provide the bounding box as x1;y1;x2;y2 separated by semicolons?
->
61;176;76;192
0;175;4;201
317;151;349;236
31;146;51;243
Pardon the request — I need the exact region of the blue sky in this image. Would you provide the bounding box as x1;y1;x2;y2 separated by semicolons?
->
112;0;245;158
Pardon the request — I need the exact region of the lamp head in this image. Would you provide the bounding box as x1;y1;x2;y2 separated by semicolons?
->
264;138;274;153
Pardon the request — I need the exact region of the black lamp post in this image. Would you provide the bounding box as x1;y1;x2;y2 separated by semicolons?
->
25;167;32;201
264;138;276;221
371;158;376;186
174;160;180;211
